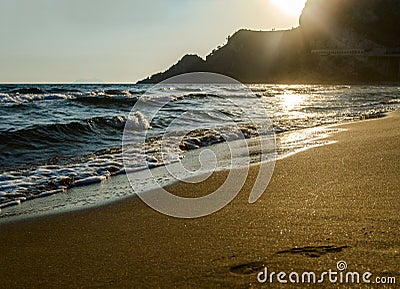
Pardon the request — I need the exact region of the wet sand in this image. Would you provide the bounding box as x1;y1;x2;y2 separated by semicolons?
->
0;112;399;288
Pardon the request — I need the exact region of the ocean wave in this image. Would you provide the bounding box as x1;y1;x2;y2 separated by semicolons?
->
7;86;88;95
0;153;126;209
174;87;203;92
0;87;264;105
46;87;82;94
177;124;261;151
103;89;131;96
0;111;153;171
0;93;72;103
11;87;46;94
0;86;145;104
173;93;221;101
72;95;139;107
0;93;142;105
0;121;267;209
0;116;128;153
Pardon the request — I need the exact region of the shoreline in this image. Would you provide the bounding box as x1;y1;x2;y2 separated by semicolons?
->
0;111;392;223
0;117;353;223
0;112;399;288
1;83;398;219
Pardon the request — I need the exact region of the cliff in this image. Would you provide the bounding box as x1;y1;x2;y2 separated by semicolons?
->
138;0;400;84
300;0;400;47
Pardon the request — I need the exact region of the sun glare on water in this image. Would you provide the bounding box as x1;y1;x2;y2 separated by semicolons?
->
269;0;307;17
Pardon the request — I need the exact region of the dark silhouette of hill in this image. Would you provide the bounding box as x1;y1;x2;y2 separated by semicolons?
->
138;0;400;84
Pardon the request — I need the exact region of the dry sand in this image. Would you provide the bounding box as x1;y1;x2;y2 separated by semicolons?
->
0;112;399;288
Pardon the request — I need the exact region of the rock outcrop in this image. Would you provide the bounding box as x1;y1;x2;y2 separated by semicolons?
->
138;0;400;84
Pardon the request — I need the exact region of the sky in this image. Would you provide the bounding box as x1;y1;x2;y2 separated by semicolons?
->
0;0;307;83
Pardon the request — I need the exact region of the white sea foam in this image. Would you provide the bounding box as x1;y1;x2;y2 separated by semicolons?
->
125;112;152;131
73;176;107;187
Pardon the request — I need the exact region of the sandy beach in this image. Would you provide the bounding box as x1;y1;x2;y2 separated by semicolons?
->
1;112;399;288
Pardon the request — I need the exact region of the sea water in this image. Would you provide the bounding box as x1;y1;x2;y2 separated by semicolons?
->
0;84;399;218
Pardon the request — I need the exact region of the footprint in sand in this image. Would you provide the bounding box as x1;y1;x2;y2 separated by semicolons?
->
229;261;266;275
276;245;350;258
229;245;349;276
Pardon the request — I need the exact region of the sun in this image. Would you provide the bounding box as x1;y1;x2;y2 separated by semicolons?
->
269;0;307;17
